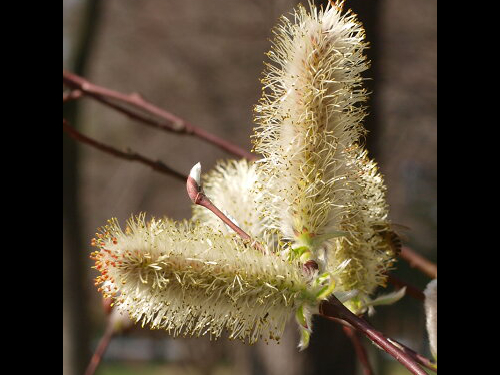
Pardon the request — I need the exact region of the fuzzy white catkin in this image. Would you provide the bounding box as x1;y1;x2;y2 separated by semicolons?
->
253;1;370;242
424;279;437;358
253;1;395;306
325;147;394;298
91;215;317;344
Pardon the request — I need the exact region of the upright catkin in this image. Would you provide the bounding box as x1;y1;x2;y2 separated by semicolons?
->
253;1;395;308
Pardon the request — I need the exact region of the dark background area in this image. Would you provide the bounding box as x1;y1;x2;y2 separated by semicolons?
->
63;1;436;374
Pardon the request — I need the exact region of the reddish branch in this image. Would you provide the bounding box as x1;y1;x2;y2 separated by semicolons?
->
83;318;114;375
327;312;436;373
387;274;425;302
186;172;267;254
400;246;437;279
342;326;374;375
320;297;428;375
63;89;83;103
63;71;257;161
388;338;437;373
63;119;186;182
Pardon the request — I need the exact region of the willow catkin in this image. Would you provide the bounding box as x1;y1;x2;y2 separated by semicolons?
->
91;214;330;345
253;1;369;240
325;146;395;308
252;1;395;309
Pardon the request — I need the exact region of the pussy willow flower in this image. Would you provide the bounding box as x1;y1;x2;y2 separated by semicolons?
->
252;1;396;311
324;147;396;310
253;1;369;242
91;214;337;346
254;3;392;308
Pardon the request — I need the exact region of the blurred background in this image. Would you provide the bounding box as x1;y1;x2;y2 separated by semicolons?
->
63;0;437;374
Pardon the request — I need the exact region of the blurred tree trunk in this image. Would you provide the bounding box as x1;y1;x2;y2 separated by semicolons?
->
63;1;102;374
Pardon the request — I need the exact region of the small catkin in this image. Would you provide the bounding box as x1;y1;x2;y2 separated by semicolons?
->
325;146;395;304
91;214;317;344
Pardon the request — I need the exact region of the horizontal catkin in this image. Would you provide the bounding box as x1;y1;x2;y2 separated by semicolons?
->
92;215;314;344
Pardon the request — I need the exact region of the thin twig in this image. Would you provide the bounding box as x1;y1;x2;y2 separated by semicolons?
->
63;89;83;103
63;119;186;182
342;325;374;375
388;338;437;373
320;297;427;375
387;273;425;302
400;246;437;279
84;318;114;375
327;314;436;373
186;170;267;254
63;71;257;161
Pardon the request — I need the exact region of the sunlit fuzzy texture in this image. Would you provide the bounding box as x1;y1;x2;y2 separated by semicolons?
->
192;159;274;242
91;215;317;344
325;147;395;304
252;1;394;305
254;1;369;241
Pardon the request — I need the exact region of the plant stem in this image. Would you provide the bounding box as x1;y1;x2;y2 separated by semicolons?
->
186;174;266;254
199;194;267;254
321;310;436;373
387;274;425;302
320;297;427;375
84;318;115;375
63;119;186;181
388;338;437;373
63;90;83;103
63;71;257;161
400;246;437;279
342;325;374;375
